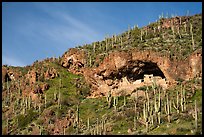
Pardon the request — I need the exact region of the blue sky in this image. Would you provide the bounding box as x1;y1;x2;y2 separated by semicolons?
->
2;2;202;67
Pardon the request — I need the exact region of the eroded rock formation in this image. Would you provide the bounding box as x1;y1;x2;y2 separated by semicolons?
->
44;67;59;80
60;48;86;74
60;48;202;98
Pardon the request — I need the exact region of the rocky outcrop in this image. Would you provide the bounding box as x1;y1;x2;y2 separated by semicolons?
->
61;47;202;98
2;66;22;82
26;69;38;85
2;67;10;82
165;48;202;81
44;67;59;80
60;48;86;74
160;16;189;29
141;15;190;33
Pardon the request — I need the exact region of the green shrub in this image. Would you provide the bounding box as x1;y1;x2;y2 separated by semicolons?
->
17;109;38;129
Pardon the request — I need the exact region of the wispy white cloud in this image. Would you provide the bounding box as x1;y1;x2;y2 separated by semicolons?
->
33;4;103;45
2;3;121;67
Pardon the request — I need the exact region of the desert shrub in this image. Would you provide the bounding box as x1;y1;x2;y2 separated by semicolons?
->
176;127;190;133
137;85;152;91
17;109;38;129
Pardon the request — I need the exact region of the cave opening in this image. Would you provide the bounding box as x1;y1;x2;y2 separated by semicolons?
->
108;61;166;83
127;61;166;82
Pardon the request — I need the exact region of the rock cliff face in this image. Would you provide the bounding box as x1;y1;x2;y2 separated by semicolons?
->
61;48;202;98
60;48;86;74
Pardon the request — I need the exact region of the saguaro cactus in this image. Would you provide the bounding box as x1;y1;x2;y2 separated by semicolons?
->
190;23;195;50
63;127;66;135
44;94;47;108
120;37;123;48
145;89;150;115
133;116;137;130
97;118;99;135
58;91;61;109
150;102;154;126
54;89;57;101
123;96;126;106
38;104;41;113
165;94;171;123
18;80;21;96
177;26;182;39
173;90;180;114
192;100;198;131
7;117;9;134
101;119;105;133
105;37;108;52
111;36;114;49
143;102;150;132
28;95;31;109
93;42;96;53
134;92;138;115
106;91;112;108
76;104;79;134
140;29;143;41
184;23;187;33
89;54;92;67
180;85;185;112
171;24;175;39
154;89;161;125
87;117;90;130
113;96;118;111
114;34;117;43
6;78;10;106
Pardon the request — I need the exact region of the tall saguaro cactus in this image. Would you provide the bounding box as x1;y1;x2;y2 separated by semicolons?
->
140;29;143;41
28;95;31;109
96;118;99;135
76;104;79;134
44;94;47;108
145;88;150;115
154;89;161;125
184;23;187;33
173;90;180;114
134;92;138;116
190;23;195;50
133;116;137;130
171;24;175;39
87;117;90;130
180;85;185;112
58;91;61;109
105;37;108;52
111;36;114;49
120;37;123;48
123;96;126;106
165;94;171;123
7;117;9;135
58;78;62;109
106;91;112;108
177;26;182;39
143;102;150;133
192;100;198;131
93;42;96;53
6;78;10;106
113;96;118;111
54;88;57;101
18;80;21;96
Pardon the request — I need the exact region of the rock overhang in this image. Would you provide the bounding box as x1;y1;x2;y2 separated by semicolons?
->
60;48;202;98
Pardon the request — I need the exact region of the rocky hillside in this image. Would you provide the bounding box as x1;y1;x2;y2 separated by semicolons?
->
60;13;202;98
2;13;202;135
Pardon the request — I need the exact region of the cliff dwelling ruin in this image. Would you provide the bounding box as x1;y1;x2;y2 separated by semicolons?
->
97;61;168;97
